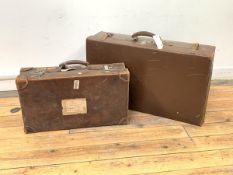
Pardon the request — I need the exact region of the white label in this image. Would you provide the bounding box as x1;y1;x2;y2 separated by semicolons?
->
61;98;87;115
73;80;79;89
153;34;163;49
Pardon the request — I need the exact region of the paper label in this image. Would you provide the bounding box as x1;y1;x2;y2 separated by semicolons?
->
73;80;79;89
61;98;87;115
153;34;163;49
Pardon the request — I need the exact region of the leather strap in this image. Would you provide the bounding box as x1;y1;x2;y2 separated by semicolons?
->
192;43;200;50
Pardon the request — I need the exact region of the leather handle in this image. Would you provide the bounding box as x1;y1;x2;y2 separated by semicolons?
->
132;31;155;41
59;60;89;69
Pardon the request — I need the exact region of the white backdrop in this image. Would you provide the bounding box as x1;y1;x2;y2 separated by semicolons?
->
0;0;233;78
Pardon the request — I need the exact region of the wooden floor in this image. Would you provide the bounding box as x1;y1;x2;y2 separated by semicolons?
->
0;80;233;175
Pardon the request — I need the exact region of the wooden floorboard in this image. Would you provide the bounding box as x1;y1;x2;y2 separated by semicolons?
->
0;81;233;175
0;90;18;98
137;165;233;175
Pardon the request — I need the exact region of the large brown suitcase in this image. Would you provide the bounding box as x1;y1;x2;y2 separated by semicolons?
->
16;61;129;133
86;31;215;126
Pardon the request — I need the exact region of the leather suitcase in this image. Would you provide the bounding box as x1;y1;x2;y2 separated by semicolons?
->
86;31;215;126
16;61;129;133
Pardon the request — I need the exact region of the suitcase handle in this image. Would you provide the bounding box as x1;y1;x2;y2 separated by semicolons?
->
59;60;89;69
132;31;163;49
132;31;155;41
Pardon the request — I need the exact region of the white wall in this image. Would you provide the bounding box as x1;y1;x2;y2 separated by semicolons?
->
0;0;233;87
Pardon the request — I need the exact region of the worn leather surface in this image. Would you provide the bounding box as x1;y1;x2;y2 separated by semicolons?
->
86;31;215;126
16;63;129;133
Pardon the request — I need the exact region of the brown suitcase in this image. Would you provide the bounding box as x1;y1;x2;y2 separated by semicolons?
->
86;31;215;126
16;61;129;133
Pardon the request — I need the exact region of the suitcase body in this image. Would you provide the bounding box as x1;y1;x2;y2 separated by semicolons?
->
86;31;215;125
16;62;129;133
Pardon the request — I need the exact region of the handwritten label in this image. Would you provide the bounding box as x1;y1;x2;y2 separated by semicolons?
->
62;98;87;115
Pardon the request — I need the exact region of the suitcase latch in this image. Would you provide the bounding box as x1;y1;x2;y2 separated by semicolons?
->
104;65;112;71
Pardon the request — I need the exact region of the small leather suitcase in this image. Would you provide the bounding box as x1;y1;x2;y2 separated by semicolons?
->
16;61;129;133
86;31;215;126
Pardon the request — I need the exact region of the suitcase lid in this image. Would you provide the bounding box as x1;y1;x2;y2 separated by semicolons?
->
17;63;129;81
87;31;215;59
